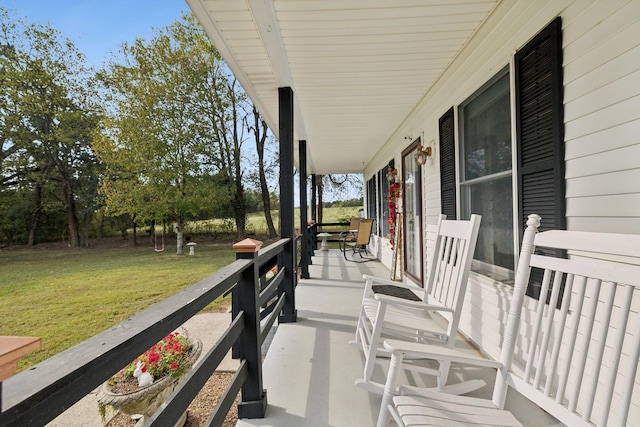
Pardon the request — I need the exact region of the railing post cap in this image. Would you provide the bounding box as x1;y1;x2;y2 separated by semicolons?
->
233;238;263;253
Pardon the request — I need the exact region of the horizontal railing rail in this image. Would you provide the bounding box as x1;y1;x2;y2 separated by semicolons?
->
311;221;351;252
260;288;287;347
258;268;284;321
0;237;294;427
316;221;350;233
315;221;350;237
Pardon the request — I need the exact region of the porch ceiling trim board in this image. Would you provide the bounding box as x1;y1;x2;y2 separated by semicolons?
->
185;0;283;135
187;0;500;174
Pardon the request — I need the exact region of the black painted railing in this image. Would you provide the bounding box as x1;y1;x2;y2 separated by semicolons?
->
0;237;295;427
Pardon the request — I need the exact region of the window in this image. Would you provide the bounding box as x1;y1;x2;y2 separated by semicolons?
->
378;161;393;237
446;18;565;289
403;139;423;283
459;70;514;274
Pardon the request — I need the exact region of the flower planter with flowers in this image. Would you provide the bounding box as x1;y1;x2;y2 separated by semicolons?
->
97;330;202;426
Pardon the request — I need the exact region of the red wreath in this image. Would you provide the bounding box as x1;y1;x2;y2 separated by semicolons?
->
388;182;401;250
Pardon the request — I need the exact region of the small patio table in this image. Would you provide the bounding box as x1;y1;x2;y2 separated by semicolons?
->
317;233;332;251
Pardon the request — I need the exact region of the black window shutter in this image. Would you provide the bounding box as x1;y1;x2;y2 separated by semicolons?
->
516;17;565;234
515;17;565;299
367;177;377;224
439;107;456;220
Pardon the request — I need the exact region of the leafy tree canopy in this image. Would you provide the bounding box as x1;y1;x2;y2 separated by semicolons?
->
94;14;230;226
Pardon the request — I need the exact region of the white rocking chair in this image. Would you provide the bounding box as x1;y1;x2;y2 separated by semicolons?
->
377;214;640;427
351;214;482;395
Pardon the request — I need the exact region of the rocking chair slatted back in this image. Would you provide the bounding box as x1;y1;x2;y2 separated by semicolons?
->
494;214;640;427
424;214;481;340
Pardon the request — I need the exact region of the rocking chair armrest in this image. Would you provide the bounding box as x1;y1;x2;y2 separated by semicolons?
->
338;230;355;239
383;339;503;369
373;293;452;312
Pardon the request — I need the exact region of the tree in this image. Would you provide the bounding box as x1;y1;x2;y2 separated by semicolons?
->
316;175;325;226
207;77;250;240
96;14;242;253
0;8;101;246
250;106;277;237
0;11;25;190
314;174;363;225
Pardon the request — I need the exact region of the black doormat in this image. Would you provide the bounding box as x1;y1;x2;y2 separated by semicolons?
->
371;284;421;301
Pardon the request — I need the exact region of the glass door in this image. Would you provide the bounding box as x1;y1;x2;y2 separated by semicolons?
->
402;138;423;284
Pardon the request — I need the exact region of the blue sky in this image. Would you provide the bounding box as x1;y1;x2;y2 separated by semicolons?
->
2;0;189;67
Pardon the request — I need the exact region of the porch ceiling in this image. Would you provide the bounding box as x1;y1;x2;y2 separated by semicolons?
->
186;0;500;174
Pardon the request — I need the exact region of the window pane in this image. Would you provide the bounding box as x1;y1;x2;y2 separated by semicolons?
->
462;176;514;270
460;70;514;272
462;73;511;181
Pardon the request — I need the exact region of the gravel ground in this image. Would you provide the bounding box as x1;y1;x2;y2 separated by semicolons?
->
107;371;238;426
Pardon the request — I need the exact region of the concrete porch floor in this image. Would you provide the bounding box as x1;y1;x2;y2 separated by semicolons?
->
237;248;563;427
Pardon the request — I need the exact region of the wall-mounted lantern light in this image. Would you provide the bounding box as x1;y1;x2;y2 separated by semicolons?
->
414;144;432;166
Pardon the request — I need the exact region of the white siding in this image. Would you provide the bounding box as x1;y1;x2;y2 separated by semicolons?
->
563;0;640;235
374;0;640;421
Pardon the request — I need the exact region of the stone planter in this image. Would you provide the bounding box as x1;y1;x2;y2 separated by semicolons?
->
97;336;202;426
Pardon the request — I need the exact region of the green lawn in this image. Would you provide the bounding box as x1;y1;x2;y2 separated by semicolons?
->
0;243;237;370
0;206;360;371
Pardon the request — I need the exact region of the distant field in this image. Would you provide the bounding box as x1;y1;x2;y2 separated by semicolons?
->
185;206;361;235
0;206;360;371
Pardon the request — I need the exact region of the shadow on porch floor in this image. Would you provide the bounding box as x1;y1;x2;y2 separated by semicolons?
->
237;249;562;427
